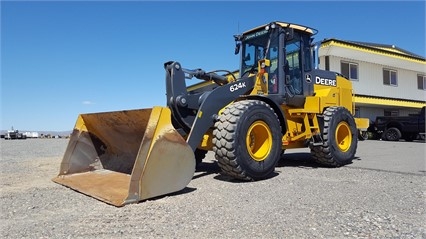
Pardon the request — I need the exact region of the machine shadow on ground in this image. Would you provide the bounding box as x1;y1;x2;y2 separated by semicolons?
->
156;152;361;202
278;152;321;168
192;152;360;183
276;152;360;168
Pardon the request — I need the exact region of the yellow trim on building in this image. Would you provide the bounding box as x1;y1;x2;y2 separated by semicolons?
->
354;95;426;108
321;40;425;64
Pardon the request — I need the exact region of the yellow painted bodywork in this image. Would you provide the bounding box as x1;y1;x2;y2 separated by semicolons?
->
281;108;321;149
311;75;354;114
195;71;370;151
198;130;214;151
280;74;369;149
355;117;370;130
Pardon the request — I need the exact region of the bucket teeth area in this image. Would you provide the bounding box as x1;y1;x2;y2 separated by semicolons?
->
52;170;131;207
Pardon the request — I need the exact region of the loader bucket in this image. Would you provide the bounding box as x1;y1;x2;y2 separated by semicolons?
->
52;107;195;207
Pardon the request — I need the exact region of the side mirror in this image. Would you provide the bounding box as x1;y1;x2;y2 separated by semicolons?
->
234;43;241;55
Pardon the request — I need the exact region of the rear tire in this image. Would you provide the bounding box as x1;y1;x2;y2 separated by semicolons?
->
382;127;401;141
310;107;358;167
212;100;282;181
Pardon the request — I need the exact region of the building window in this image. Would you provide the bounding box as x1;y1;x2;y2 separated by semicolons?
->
325;56;330;71
383;68;397;86
418;74;426;90
341;61;358;80
384;109;399;116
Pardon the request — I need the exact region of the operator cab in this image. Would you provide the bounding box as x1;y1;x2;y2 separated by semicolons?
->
235;21;318;106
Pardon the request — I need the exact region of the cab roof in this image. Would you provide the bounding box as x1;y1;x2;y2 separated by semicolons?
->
243;21;318;36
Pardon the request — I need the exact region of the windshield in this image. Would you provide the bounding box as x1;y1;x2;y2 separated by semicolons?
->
240;29;278;76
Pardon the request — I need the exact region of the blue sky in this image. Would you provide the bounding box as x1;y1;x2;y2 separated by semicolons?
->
1;1;425;131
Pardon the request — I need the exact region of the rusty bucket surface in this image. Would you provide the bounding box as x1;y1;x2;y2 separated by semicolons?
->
52;107;195;207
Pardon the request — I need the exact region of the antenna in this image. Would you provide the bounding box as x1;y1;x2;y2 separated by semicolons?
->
237;21;240;34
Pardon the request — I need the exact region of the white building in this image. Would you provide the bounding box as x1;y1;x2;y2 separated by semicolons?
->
24;132;39;138
318;39;426;121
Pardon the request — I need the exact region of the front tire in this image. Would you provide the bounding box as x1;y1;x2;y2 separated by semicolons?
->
310;107;358;167
212;100;282;181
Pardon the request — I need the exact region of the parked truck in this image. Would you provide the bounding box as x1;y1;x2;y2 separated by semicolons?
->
374;106;425;141
4;128;27;140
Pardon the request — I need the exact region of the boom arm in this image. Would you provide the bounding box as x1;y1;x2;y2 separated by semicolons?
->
185;68;229;85
164;61;255;150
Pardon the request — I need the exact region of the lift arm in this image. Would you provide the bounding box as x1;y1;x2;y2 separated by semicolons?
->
164;61;255;150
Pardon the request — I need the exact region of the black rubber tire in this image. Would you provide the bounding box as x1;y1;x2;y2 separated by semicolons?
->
212;100;282;181
358;130;368;141
382;127;401;141
310;106;358;167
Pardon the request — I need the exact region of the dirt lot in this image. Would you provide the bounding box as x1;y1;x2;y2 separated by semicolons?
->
0;138;425;238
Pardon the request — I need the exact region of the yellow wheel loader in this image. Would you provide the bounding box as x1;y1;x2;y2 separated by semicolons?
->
52;21;369;206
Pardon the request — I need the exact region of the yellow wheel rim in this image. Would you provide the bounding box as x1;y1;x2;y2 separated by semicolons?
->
246;121;272;162
335;121;352;152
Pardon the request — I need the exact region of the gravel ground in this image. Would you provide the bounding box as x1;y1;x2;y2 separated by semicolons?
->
0;139;425;238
